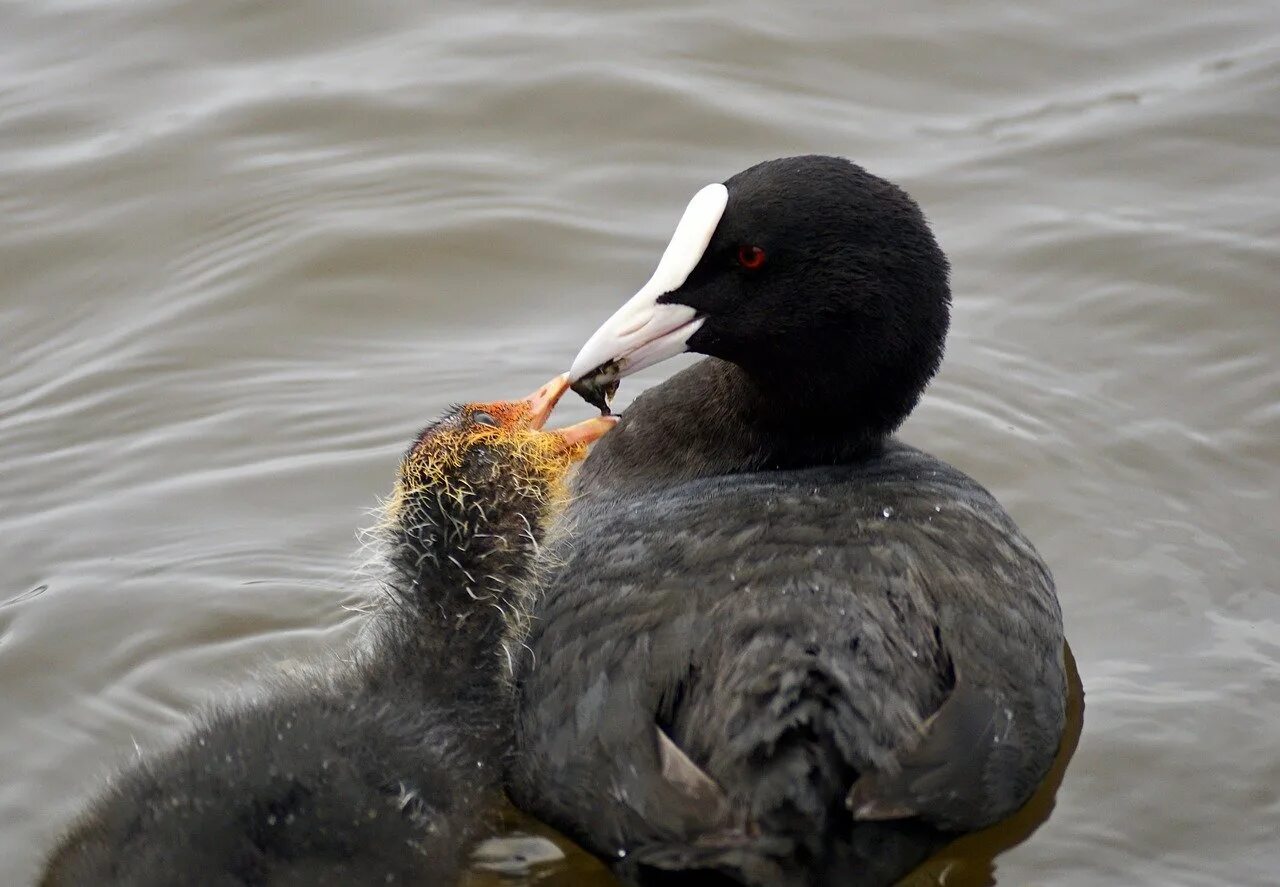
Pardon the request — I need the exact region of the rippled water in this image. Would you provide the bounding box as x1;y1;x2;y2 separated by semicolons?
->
2;1;1277;884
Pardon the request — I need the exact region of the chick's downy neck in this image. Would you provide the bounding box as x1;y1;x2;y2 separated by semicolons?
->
373;465;552;697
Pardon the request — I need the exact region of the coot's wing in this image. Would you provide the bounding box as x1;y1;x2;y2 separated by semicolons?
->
847;679;1014;829
655;724;730;825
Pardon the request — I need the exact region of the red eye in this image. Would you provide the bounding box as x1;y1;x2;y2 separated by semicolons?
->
737;244;766;270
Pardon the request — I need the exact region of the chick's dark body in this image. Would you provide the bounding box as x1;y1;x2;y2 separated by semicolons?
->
41;400;597;887
43;668;508;887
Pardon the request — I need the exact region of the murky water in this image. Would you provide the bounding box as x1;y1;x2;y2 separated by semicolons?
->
2;1;1277;884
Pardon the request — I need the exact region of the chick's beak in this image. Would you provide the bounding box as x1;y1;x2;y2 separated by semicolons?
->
520;373;617;446
522;374;572;429
551;415;618;447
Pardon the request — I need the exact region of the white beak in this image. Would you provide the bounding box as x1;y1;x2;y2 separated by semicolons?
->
568;183;728;382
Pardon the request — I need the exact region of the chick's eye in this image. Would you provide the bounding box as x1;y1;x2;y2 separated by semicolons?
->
737;244;766;270
472;411;499;428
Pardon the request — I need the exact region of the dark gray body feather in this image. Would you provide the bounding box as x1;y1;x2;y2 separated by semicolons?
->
514;367;1065;886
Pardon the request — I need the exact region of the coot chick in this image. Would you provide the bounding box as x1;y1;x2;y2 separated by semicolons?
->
42;378;613;887
513;157;1066;886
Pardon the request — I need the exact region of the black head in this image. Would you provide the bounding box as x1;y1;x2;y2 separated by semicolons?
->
570;155;950;438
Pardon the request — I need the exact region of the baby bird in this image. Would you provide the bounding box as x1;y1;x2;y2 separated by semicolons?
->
41;376;612;887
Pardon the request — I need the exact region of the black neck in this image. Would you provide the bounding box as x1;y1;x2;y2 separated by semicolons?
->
573;359;890;496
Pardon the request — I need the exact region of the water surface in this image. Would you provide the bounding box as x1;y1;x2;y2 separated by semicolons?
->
2;1;1278;884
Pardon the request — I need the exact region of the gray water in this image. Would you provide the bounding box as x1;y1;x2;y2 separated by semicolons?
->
2;1;1278;884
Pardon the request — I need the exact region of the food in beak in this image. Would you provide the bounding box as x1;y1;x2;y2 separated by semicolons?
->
570;360;622;415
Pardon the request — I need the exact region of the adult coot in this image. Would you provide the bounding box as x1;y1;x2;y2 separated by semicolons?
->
512;156;1066;886
42;379;613;887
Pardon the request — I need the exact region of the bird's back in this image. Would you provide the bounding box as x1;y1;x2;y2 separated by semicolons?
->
515;441;1065;884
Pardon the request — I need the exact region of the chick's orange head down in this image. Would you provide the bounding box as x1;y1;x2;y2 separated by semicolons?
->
391;375;615;521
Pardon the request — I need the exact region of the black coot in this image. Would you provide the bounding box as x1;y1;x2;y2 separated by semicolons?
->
512;156;1066;886
42;380;613;887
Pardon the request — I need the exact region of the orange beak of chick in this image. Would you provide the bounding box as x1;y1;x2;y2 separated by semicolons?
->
522;374;617;447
